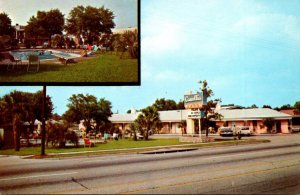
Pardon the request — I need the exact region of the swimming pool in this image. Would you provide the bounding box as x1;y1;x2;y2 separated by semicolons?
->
10;50;81;61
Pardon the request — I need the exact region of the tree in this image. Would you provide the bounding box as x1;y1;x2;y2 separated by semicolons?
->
0;90;53;151
152;98;177;111
0;35;11;50
0;12;15;50
198;80;222;136
46;122;67;148
52;113;62;121
294;101;300;113
51;34;65;48
94;98;113;133
135;106;161;140
24;16;40;43
113;29;138;59
280;104;293;110
176;100;185;110
63;94;112;134
262;118;275;133
249;104;258;109
262;105;272;109
65;5;115;45
0;12;14;36
25;9;64;46
128;122;140;141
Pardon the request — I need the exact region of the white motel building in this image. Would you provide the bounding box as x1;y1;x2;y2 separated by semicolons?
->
109;104;292;135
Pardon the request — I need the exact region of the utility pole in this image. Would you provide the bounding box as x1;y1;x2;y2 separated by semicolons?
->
41;85;46;156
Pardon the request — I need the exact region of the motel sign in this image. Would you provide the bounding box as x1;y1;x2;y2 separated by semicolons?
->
184;91;207;109
187;110;204;119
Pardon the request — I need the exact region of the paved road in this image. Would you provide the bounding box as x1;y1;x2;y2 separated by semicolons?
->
0;135;300;194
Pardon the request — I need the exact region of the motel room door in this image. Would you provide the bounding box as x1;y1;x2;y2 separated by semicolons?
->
276;121;282;133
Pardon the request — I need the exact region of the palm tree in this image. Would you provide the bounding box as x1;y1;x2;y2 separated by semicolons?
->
12;113;21;151
136;106;160;140
129;122;140;141
113;29;138;59
262;118;275;133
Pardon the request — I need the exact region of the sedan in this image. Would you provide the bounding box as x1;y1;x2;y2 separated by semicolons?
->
219;127;233;136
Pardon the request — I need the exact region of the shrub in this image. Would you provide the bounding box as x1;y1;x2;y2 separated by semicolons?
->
0;35;11;50
46;122;68;148
65;131;79;147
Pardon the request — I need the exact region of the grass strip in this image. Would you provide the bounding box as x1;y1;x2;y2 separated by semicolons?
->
0;52;138;82
7;138;271;159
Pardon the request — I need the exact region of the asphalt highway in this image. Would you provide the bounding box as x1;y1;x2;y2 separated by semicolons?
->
1;135;300;194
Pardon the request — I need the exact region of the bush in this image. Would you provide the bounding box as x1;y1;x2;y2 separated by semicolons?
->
0;35;11;50
46;122;68;148
65;131;79;147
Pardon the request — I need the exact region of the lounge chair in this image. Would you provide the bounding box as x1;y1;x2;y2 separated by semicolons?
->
86;45;98;55
6;53;22;70
52;53;79;65
83;138;94;147
27;55;40;72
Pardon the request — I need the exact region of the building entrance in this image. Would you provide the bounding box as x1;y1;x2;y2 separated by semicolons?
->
276;121;282;133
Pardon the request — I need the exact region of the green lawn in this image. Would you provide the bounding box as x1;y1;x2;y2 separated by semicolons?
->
0;138;184;156
0;52;138;83
0;138;270;157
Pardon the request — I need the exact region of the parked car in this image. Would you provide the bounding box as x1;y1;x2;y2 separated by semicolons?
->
219;127;233;136
239;127;252;136
290;126;300;133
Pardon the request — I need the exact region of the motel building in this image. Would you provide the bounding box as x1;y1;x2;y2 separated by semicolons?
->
109;91;292;135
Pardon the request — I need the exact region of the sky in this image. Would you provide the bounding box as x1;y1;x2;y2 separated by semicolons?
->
1;0;300;115
0;0;137;29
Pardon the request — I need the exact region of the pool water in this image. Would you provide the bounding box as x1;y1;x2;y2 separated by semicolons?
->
10;50;80;61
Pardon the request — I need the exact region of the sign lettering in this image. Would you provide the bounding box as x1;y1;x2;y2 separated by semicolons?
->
184;92;206;109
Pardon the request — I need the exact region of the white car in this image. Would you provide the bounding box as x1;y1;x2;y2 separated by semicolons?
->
219;127;233;136
290;127;300;133
239;127;252;136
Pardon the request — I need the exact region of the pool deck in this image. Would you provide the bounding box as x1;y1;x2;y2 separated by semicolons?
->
1;48;96;65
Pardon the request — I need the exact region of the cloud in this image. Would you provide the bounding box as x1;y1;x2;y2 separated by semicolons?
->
154;70;186;82
142;16;184;55
231;13;300;43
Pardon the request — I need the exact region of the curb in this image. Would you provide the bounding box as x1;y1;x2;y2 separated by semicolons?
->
139;147;198;154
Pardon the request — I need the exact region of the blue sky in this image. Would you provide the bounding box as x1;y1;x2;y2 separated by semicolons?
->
0;0;137;29
1;0;300;115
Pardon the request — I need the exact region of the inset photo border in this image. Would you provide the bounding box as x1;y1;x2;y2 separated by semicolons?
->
0;0;140;86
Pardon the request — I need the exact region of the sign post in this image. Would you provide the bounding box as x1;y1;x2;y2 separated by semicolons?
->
184;91;207;138
198;108;201;139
